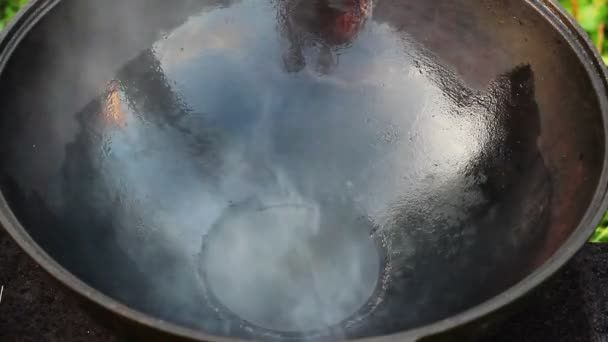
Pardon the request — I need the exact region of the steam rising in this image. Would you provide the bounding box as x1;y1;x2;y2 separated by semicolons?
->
37;0;523;339
87;0;486;337
199;176;380;333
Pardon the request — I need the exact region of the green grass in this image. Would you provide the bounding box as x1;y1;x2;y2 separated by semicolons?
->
0;0;27;31
0;0;607;241
559;0;608;64
591;212;608;241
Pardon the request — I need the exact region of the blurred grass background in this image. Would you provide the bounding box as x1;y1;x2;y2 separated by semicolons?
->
0;0;607;241
560;0;608;63
0;0;26;30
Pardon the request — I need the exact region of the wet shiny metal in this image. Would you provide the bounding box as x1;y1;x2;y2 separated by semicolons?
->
0;0;607;341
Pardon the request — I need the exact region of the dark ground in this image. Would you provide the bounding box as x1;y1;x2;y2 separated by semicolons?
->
1;228;607;341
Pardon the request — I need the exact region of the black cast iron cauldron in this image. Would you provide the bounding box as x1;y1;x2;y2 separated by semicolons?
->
1;0;608;341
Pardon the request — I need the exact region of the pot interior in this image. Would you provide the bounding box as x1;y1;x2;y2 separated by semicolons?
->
0;0;604;340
